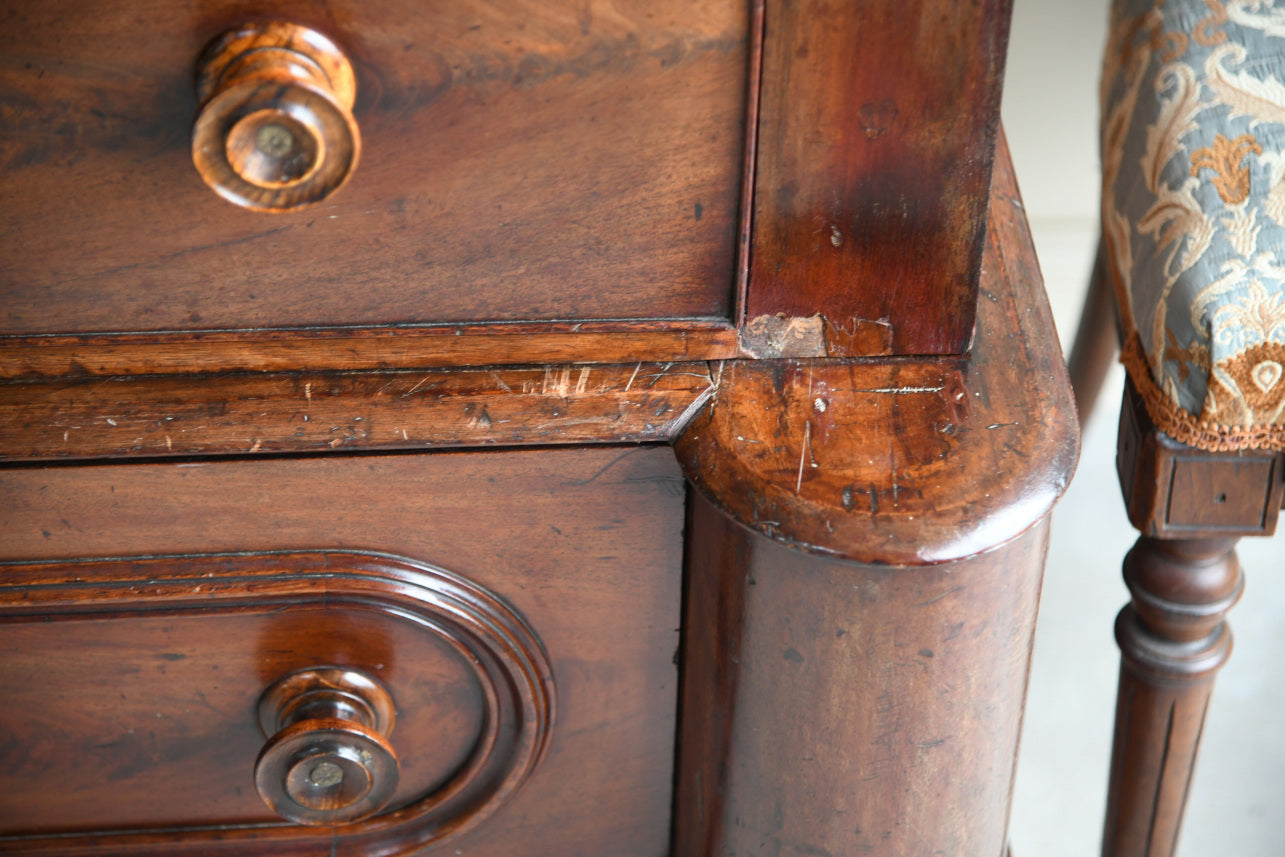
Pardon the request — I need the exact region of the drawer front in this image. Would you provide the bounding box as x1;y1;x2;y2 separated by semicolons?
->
0;447;684;856
0;1;749;335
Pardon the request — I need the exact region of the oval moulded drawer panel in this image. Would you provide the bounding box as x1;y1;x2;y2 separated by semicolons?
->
0;1;749;335
0;552;551;853
0;447;685;856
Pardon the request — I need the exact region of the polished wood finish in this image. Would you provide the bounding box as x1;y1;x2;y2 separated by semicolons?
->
0;551;557;853
748;0;1012;355
669;135;1076;856
0;323;741;380
674;493;1049;857
1103;537;1243;857
0;4;1075;851
254;667;400;826
192;21;361;212
0;361;714;462
678;132;1079;563
0;448;681;855
0;0;748;335
0;129;1073;856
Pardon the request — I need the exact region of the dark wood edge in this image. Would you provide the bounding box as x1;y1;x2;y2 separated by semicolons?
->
0;362;715;463
744;0;1012;356
733;0;767;327
1066;242;1119;425
673;131;1080;564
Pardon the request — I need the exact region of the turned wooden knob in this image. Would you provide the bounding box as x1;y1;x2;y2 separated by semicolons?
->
192;22;360;212
255;667;398;826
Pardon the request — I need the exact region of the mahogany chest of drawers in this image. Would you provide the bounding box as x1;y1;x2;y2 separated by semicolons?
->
0;2;1077;855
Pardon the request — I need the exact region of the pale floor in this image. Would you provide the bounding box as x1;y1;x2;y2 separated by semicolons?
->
1003;2;1285;855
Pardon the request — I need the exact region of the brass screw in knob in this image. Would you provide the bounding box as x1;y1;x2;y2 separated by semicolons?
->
254;667;398;826
309;761;345;787
191;22;360;212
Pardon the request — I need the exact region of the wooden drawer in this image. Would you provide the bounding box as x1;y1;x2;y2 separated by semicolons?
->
0;446;684;855
0;1;749;336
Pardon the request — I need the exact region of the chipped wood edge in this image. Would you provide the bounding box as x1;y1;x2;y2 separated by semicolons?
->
672;135;1080;565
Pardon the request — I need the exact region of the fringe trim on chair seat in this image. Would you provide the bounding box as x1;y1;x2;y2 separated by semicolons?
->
1121;333;1285;452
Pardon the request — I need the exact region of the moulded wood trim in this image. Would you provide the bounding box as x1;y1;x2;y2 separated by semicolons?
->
673;132;1081;564
0;321;741;380
0;361;715;462
0;550;555;856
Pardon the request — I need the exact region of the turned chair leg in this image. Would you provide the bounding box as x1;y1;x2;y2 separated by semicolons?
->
1067;243;1119;426
1102;536;1244;857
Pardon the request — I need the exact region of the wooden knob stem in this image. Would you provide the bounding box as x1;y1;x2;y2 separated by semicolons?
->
192;22;360;212
255;667;398;826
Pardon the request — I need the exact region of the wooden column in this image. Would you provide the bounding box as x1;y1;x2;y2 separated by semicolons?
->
670;147;1079;855
674;493;1050;857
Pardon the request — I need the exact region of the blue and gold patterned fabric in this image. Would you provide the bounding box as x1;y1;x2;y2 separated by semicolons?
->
1103;0;1285;450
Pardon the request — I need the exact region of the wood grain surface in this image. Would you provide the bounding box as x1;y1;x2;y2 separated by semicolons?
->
0;582;488;833
0;446;684;856
748;0;1012;355
0;0;749;333
0;322;741;380
673;492;1049;857
0;551;556;851
677;132;1079;563
0;361;714;461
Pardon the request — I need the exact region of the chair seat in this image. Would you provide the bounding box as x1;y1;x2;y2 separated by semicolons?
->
1103;0;1285;451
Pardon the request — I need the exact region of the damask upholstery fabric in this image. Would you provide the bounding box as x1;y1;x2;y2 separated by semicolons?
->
1103;0;1285;450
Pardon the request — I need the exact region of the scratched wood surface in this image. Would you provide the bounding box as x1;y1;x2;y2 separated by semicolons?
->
0;362;713;461
670;129;1072;857
747;0;1012;356
0;0;749;334
0;446;685;856
677;132;1080;564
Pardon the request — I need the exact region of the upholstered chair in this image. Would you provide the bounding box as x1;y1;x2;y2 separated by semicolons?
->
1069;2;1285;855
